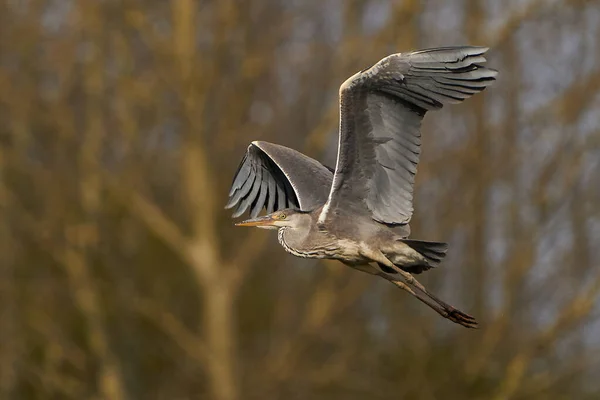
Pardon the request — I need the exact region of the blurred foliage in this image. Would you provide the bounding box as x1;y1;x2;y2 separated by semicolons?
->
1;0;600;399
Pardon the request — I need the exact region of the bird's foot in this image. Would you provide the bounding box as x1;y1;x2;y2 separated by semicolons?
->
441;305;478;329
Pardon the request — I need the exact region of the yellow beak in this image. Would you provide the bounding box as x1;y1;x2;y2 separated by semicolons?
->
235;215;276;227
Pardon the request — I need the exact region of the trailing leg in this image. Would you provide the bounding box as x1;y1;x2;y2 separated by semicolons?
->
366;250;477;328
380;273;478;328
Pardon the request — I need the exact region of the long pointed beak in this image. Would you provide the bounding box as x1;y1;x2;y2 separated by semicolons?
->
235;215;276;227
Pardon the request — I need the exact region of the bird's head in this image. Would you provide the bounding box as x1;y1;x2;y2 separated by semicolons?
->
235;209;308;230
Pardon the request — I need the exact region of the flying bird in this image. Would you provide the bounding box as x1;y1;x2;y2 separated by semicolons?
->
226;46;497;328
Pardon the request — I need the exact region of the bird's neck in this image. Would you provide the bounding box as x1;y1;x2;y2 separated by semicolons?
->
278;226;312;258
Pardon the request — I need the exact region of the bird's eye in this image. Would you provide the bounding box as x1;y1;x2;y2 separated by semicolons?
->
278;213;286;219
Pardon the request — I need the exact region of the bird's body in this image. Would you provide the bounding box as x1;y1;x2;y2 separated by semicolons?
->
226;46;497;328
276;209;439;273
276;210;388;263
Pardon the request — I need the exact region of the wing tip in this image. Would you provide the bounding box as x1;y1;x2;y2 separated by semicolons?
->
487;67;499;77
232;208;245;218
226;140;312;219
224;201;236;210
408;45;489;54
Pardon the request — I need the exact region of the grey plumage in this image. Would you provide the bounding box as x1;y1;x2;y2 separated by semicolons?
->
227;46;497;328
226;141;333;218
321;46;497;225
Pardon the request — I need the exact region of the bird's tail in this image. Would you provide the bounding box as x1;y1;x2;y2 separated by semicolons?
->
399;239;448;274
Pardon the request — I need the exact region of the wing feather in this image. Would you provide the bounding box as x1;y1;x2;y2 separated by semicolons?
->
266;174;277;214
320;46;497;225
228;154;251;196
235;166;262;218
226;141;334;218
276;182;286;211
251;178;269;218
225;167;255;210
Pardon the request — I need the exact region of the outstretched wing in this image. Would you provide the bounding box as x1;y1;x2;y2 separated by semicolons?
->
226;141;334;218
320;46;497;225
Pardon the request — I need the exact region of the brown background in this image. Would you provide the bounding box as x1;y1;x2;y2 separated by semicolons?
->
1;0;600;399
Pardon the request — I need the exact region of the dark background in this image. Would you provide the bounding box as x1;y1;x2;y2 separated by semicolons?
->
1;0;600;399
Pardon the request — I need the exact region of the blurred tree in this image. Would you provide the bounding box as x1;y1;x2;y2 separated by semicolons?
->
1;0;599;399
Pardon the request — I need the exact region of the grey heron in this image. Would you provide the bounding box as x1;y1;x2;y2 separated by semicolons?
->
226;46;497;328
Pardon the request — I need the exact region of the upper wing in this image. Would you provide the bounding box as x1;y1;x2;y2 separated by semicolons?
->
320;46;497;225
226;141;334;218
